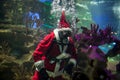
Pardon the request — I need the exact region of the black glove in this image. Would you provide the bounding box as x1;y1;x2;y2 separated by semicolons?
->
64;63;74;75
39;68;49;80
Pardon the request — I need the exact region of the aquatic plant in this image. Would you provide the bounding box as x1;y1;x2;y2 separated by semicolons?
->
0;52;17;80
0;41;11;55
74;24;120;80
12;62;33;80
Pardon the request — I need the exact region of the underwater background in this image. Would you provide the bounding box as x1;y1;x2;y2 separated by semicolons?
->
0;0;120;80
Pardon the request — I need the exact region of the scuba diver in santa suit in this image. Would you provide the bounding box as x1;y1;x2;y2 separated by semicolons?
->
32;9;77;80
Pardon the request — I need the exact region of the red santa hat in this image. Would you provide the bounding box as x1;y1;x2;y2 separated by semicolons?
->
54;9;72;40
58;9;72;32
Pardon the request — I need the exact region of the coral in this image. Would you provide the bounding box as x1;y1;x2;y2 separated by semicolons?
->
0;53;34;80
0;25;36;80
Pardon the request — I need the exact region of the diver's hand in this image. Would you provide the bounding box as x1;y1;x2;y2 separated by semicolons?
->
64;62;74;75
39;68;49;80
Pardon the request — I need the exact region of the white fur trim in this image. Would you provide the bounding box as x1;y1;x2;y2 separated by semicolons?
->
69;58;76;66
46;69;63;78
34;60;44;71
60;28;72;32
53;28;60;41
53;28;72;41
56;53;71;59
54;62;60;73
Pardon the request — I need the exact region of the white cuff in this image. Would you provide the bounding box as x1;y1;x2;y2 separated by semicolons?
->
34;60;44;71
69;58;76;66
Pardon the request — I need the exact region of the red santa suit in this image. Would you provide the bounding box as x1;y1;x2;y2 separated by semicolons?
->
32;9;77;80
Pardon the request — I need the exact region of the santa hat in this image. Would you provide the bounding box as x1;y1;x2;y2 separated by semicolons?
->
54;9;72;40
58;9;72;32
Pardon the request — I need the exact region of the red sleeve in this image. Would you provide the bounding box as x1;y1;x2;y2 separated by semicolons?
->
33;32;55;62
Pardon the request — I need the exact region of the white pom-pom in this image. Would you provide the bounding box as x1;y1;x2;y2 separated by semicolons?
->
62;8;65;11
